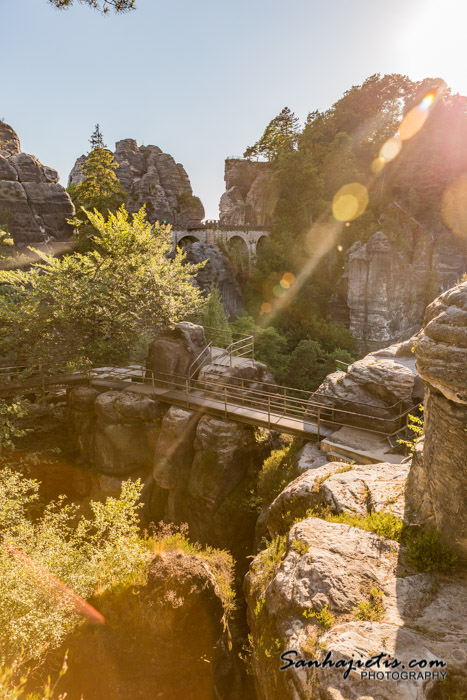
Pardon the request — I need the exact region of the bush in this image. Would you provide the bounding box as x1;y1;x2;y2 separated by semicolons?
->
0;466;149;663
405;528;459;573
257;442;300;506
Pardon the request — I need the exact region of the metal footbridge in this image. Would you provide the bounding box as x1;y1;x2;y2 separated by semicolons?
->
0;337;417;443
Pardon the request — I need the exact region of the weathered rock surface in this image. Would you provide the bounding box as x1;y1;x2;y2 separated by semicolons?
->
198;356;275;395
246;516;467;700
0;122;74;245
67;385;166;476
219;159;278;227
406;282;467;556
330;230;467;351
146;322;208;379
312;339;420;431
183;242;244;317
69;138;204;228
267;460;409;536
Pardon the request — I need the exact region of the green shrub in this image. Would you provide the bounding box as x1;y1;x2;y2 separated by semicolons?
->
257;441;300;506
305;506;405;542
302;603;335;630
353;587;385;621
405;528;459;573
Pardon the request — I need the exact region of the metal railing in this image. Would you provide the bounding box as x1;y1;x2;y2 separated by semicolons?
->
0;350;419;441
81;363;419;440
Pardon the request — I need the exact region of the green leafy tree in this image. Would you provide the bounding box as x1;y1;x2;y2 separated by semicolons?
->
244;107;300;161
0;206;206;364
49;0;135;12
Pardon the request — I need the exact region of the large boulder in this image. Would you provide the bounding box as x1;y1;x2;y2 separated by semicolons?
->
146;322;208;379
67;386;166;476
0;122;74;245
311;340;420;432
246;516;467;700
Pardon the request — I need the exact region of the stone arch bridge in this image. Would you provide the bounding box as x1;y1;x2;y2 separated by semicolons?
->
171;222;270;260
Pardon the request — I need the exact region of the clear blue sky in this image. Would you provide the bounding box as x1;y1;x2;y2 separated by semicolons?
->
2;0;467;217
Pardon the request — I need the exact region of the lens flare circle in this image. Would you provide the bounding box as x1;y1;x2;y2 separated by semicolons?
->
442;173;467;240
379;138;401;163
332;183;369;222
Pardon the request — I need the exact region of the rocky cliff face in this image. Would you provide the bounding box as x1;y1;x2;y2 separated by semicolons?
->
330;229;467;351
69;138;204;228
183;242;244;317
0;122;74;245
406;281;467;556
219;159;278;227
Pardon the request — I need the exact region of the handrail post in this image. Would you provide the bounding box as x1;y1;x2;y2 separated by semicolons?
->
186;378;190;409
252;336;255;360
284;388;286;416
268;396;271;429
224;386;227;418
151;370;155;392
317;407;321;443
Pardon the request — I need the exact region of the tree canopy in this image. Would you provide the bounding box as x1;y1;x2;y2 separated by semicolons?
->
0;206;205;364
49;0;135;13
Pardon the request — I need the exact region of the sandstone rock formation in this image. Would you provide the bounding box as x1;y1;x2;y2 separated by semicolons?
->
0;122;74;245
311;338;421;432
330;230;467;351
219;159;278;227
406;281;467;556
246;514;467;700
69;138;204;228
146;322;208;379
183;242;244;317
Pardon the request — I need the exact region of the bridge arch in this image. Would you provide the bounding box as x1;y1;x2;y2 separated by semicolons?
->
227;235;249;278
176;234;200;249
255;234;269;257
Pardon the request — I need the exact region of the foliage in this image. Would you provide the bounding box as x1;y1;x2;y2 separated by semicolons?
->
353;587;385;622
244;107;300;161
67;126;127;249
49;0;135;12
405;528;459;573
0;206;206;364
0;400;29;453
0;655;68;699
0;229;14;260
197;285;231;340
250;535;287;598
229;312;355;391
89;123;106;150
398;406;424;455
305;506;405;542
257;442;300;507
302;603;335;630
0;467;149;663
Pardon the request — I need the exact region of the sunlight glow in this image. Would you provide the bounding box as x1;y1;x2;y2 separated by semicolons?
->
442;173;467;240
332;183;369;222
399;90;437;141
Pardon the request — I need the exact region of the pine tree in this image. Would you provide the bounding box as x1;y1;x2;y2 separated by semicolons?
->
89;124;106;150
68;127;127;247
